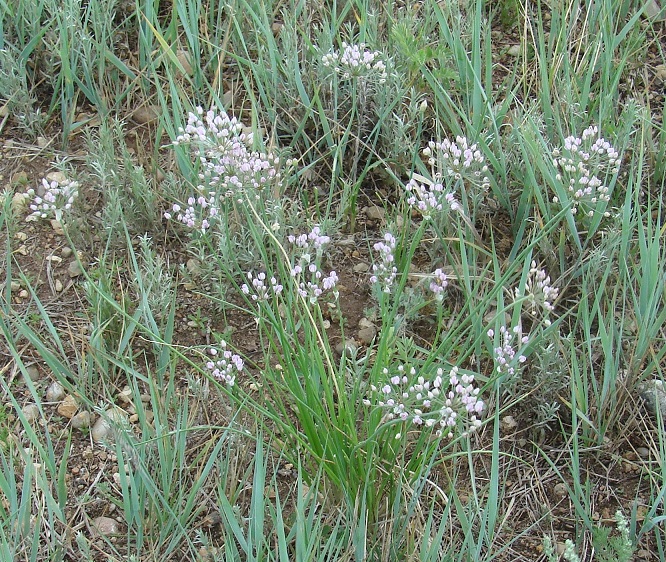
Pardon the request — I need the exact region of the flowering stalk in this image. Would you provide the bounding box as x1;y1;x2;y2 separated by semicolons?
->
405;176;461;219
166;107;295;236
174;107;288;201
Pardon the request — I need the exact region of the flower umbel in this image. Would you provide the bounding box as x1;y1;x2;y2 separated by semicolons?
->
164;194;219;234
516;261;559;324
27;177;79;222
551;125;619;218
405;176;460;219
488;325;528;379
205;341;244;387
370;232;398;294
173;107;288;202
423;136;490;189
429;268;449;301
322;42;388;82
364;364;484;439
241;271;283;302
288;227;339;305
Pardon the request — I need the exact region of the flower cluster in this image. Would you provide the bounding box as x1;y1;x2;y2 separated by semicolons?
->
288;227;339;304
405;177;460;219
164;194;219;234
488;325;528;379
429;268;449;301
26;177;79;222
287;226;330;251
364;364;484;439
516;261;559;323
241;271;283;301
423;137;490;189
205;341;244;386
322;42;388;82
551;125;620;218
173;107;288;202
370;232;398;294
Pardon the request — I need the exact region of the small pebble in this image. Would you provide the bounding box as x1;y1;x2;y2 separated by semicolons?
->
116;387;132;404
365;205;385;221
623;450;638;461
501;415;518;430
637;447;650;458
46;381;66;402
61;246;73;258
91;418;111;442
54;279;64;292
553;482;568;497
50;220;64;235
71;411;91;429
335;339;358;356
45;171;66;183
175;49;193;75
57;395;78;419
507;44;521;57
92;407;128;443
353;262;370;273
22;403;40;423
11;193;28;214
186;258;201;275
131;105;161;125
656;64;666;82
357;326;377;345
22;365;41;382
358;318;374;329
91;516;120;536
67;260;83;278
638;379;666;421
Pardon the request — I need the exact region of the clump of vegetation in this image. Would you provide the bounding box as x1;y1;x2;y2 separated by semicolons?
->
0;0;664;560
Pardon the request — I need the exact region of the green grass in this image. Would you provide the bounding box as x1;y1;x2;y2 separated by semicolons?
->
1;0;665;559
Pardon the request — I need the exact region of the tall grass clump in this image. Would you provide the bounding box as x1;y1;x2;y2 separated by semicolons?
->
161;104;491;531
